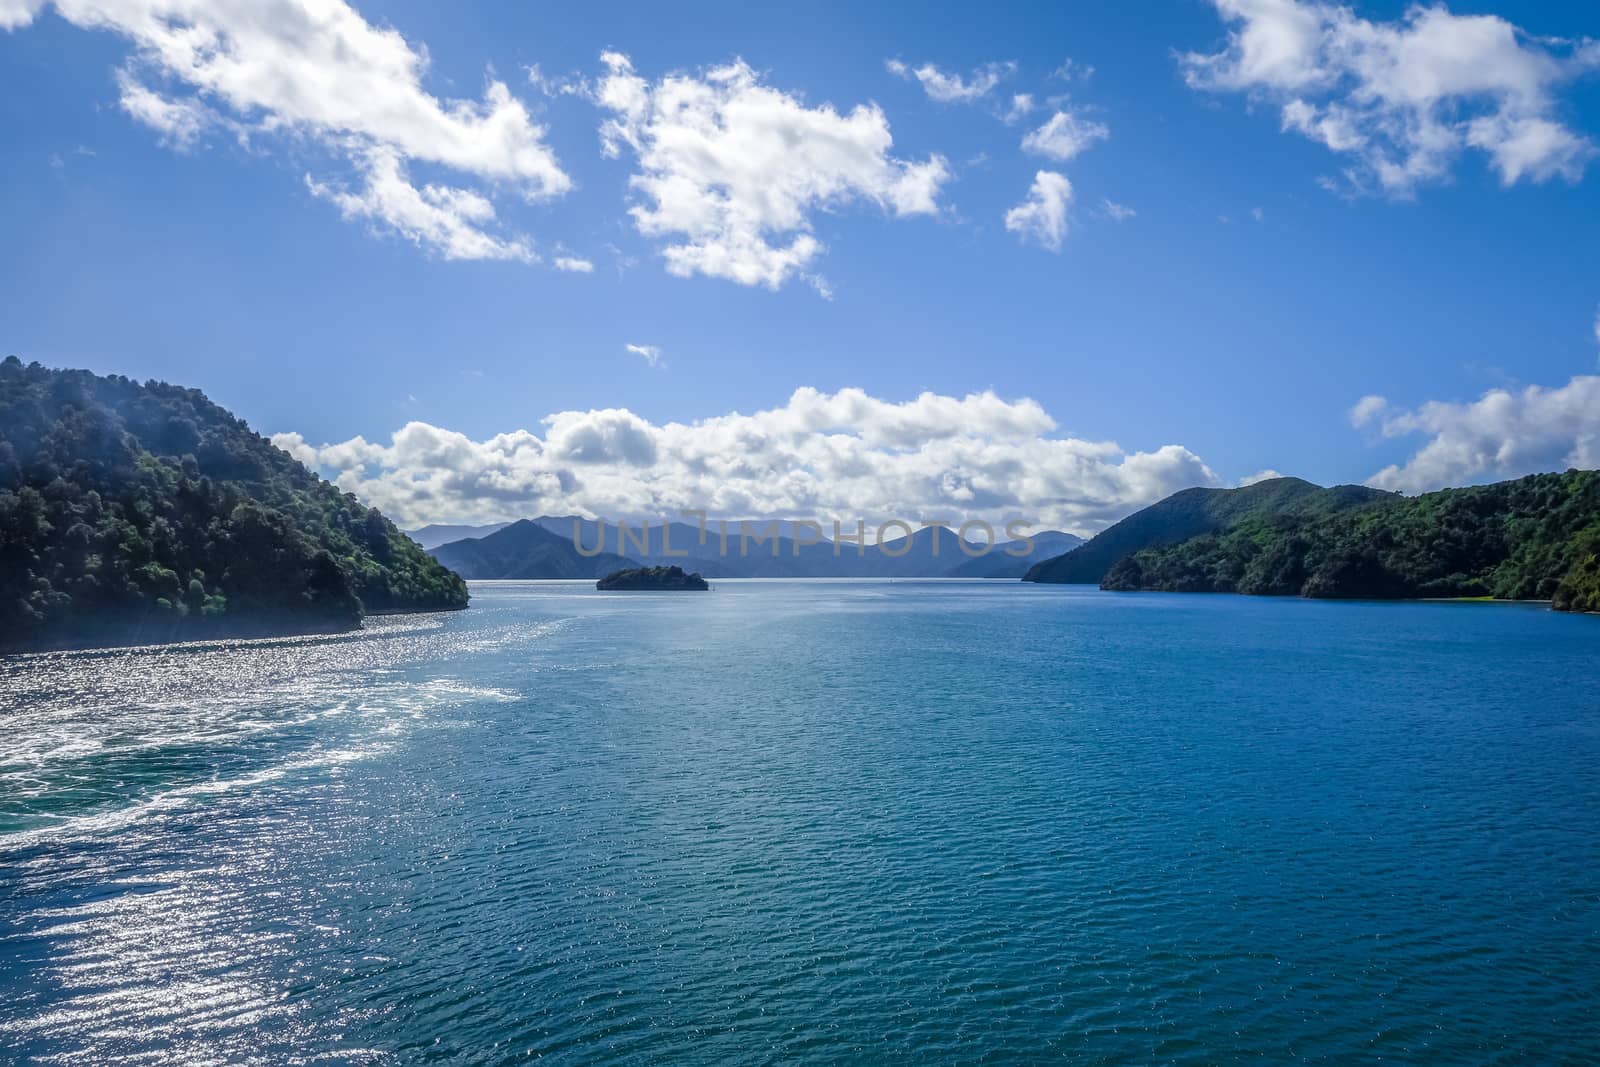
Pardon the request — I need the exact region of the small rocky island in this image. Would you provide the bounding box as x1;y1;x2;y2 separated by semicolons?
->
596;565;710;591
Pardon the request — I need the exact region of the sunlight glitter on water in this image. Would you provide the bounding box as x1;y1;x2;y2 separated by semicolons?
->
0;613;533;841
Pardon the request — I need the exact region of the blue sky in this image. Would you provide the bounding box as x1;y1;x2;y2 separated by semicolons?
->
2;0;1598;532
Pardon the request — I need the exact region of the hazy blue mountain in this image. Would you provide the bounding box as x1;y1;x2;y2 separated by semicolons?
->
429;520;637;579
945;531;1086;578
406;522;511;550
538;518;833;577
524;517;743;576
441;516;1079;578
1024;478;1396;584
835;524;1009;578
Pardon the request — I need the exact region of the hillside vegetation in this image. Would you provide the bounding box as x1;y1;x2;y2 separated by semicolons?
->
1024;478;1394;584
0;358;466;650
1100;470;1600;611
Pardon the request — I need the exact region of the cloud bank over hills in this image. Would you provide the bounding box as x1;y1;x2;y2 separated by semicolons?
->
1353;376;1600;493
277;362;1600;531
274;387;1217;533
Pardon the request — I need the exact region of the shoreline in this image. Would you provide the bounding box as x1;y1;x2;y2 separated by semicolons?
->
1;601;468;657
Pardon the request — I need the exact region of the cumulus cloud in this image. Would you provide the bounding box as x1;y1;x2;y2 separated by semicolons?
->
273;386;1218;534
270;431;320;470
596;52;950;291
1021;109;1110;161
554;256;594;273
1237;468;1286;486
9;0;569;259
1005;170;1072;250
1182;0;1600;195
625;343;662;367
886;58;1015;103
1358;377;1600;492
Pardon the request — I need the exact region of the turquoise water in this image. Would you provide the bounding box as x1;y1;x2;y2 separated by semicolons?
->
2;581;1598;1064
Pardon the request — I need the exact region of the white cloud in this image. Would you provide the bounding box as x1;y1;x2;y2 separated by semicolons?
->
1021;109;1110;161
596;52;950;291
271;430;320;470
886;58;1015;103
1102;198;1136;221
0;0;43;28
544;408;659;466
625;343;662;367
1359;376;1600;492
1237;468;1285;486
554;256;594;273
274;386;1219;534
115;71;214;149
1182;0;1600;195
1594;304;1600;347
1004;93;1035;124
1349;393;1389;427
306;147;533;262
10;0;570;259
1005;170;1072;251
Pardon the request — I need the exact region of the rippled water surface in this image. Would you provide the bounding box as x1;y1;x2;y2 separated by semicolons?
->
2;581;1598;1064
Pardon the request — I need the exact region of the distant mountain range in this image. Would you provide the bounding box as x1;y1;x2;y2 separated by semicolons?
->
1024;473;1600;613
431;521;634;579
407;522;511;550
427;515;1083;579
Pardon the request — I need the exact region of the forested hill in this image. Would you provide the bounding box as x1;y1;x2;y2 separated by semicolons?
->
1101;470;1600;612
1023;477;1394;584
0;358;467;651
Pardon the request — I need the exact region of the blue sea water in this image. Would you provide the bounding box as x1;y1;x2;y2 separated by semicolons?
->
1;580;1598;1064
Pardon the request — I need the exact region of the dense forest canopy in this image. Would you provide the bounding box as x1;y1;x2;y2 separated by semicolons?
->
0;358;466;650
1099;470;1600;611
1024;477;1394;584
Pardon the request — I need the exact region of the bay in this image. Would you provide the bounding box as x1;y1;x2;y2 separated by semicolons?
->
2;581;1598;1064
